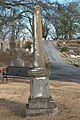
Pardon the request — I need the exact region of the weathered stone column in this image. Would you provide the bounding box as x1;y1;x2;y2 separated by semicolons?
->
10;10;16;66
34;5;45;68
26;5;58;118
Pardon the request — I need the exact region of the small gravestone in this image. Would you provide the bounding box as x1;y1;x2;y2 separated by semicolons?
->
26;5;58;117
11;59;22;66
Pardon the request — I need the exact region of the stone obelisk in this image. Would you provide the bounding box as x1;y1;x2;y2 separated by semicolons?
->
34;5;45;68
26;5;58;117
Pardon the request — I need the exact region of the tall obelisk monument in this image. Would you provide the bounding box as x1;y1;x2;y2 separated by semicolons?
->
26;5;58;117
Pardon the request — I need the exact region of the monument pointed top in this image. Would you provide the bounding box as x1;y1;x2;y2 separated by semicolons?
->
35;5;41;10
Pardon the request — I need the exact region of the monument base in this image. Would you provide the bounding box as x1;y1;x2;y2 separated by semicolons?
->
26;97;58;117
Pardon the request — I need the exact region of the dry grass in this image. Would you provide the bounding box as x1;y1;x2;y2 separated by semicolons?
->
0;79;80;120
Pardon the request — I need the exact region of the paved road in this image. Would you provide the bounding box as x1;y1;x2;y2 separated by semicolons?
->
44;41;80;83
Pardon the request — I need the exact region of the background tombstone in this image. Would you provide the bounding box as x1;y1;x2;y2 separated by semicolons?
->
1;42;3;51
26;5;58;117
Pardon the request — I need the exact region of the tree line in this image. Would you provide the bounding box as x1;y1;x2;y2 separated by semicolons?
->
0;0;80;41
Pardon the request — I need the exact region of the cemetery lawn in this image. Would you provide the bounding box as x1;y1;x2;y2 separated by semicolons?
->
0;79;80;120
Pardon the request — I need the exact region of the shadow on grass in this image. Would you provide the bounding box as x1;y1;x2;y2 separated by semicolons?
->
0;98;26;118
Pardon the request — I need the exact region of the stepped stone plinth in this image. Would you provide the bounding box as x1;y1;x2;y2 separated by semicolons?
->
26;68;58;117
